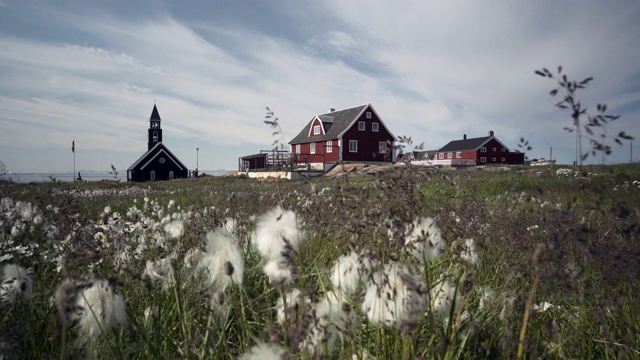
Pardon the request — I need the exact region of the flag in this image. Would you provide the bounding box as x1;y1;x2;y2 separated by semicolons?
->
72;139;75;153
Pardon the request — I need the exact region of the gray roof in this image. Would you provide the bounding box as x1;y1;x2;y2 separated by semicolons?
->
288;104;368;145
438;136;493;152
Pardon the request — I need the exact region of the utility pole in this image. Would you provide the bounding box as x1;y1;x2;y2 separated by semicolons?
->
196;147;199;177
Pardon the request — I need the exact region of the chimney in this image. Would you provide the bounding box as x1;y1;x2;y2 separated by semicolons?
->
329;108;335;113
488;130;494;137
463;134;467;140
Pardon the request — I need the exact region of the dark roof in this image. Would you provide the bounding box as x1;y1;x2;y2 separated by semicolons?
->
288;104;368;145
150;104;161;120
438;136;492;152
127;142;187;171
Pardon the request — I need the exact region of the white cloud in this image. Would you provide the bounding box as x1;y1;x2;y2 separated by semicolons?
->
0;1;638;172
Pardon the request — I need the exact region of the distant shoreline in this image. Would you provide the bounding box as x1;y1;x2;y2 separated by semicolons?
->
2;170;233;183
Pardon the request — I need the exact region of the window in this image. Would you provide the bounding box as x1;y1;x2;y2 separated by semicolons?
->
501;157;506;162
296;144;300;154
366;112;372;119
372;123;379;132
447;152;453;159
439;153;444;159
480;157;487;163
150;170;156;180
169;171;174;180
379;141;387;154
326;141;332;153
480;147;487;153
310;143;316;154
493;147;497;152
313;125;321;135
153;131;158;142
456;152;462;158
492;157;497;162
349;140;358;152
501;148;506;152
358;121;365;131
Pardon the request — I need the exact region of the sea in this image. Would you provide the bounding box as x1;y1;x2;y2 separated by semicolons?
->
2;170;233;183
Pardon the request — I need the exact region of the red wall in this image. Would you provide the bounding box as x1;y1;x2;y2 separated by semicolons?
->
341;109;394;162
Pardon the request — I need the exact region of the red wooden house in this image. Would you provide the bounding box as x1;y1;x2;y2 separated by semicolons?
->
288;104;395;171
435;131;525;166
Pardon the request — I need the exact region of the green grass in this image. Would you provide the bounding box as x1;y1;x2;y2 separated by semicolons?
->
1;163;639;359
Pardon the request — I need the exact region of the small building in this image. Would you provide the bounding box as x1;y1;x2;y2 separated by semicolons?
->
434;131;525;166
288;104;396;171
127;105;189;182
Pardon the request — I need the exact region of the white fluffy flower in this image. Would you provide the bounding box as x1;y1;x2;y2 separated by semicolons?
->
253;206;301;260
361;262;425;327
405;217;445;264
459;238;479;265
330;251;362;296
142;257;177;289
275;288;310;325
302;291;355;356
263;256;293;285
164;220;184;239
429;276;465;324
0;264;34;305
239;340;289;360
75;280;127;341
196;228;244;290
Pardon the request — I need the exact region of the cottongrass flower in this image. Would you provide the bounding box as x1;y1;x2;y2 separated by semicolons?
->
451;238;479;265
330;251;362;296
164;219;184;239
141;257;178;290
263;256;293;285
253;206;301;260
75;280;127;342
404;217;445;264
361;262;425;327
238;340;289;360
0;264;34;305
196;228;244;290
429;275;465;325
302;291;355;356
275;287;310;325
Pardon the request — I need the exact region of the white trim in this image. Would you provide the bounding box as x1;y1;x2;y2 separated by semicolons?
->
150;170;156;180
378;141;387;153
140;148;185;170
310;142;316;154
372;122;379;132
326;140;333;153
358;121;365;131
313;125;321;135
336;104;395;141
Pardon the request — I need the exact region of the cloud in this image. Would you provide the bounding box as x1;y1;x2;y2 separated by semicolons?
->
0;1;638;172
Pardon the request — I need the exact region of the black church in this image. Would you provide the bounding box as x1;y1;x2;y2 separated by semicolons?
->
127;105;189;182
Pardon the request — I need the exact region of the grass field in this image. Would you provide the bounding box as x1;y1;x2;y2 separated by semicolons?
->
1;163;639;359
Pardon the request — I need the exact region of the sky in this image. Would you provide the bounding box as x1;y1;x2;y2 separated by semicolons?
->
1;1;639;173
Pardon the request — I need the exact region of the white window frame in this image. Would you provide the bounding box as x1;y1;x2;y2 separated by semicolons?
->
150;170;156;180
349;140;358;153
326;141;332;153
501;148;506;152
366;112;372;119
310;142;316;154
480;157;487;163
501;157;506;162
313;125;321;135
439;153;444;159
492;157;497;162
456;152;462;158
493;147;497;152
480;147;487;153
447;152;453;159
372;123;379;132
296;144;300;154
379;141;387;154
358;121;365;131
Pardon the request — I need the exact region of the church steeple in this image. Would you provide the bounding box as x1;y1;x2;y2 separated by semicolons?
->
148;104;163;150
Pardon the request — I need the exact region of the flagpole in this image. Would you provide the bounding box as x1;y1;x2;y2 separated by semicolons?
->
73;135;76;182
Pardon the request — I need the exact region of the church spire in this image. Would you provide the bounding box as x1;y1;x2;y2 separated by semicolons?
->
148;104;162;150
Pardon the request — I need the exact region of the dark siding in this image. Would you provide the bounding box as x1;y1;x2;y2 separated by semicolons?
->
341;110;394;163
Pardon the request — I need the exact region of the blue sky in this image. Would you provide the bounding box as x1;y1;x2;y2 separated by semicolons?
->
1;1;639;173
